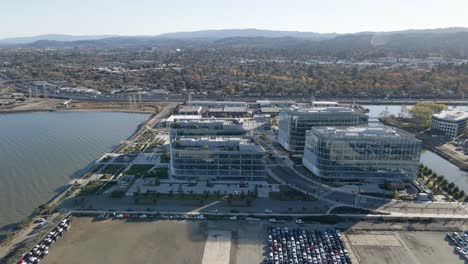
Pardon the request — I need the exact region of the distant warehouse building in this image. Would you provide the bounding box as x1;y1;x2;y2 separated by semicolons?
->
431;110;468;139
170;136;266;181
278;106;368;154
303;126;421;183
187;100;247;108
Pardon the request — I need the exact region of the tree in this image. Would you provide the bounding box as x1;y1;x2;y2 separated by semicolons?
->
409;102;447;128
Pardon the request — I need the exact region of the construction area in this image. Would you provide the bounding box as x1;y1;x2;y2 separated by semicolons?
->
345;231;464;264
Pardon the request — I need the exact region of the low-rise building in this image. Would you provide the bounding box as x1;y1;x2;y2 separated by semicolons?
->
260;107;281;116
278;106;369;154
178;105;205;115
165;115;202;126
223;106;248;117
170;136;266;181
187;100;247;108
303;126;421;183
431;110;468;139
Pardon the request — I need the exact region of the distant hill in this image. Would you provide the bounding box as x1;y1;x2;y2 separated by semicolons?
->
2;28;468;58
157;28;338;40
0;34;118;45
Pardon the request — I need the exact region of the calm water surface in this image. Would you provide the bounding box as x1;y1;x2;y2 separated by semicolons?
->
366;104;468;192
0;112;148;229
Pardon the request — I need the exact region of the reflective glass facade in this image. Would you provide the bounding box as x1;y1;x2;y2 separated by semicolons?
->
278;107;368;154
303;127;421;182
170;137;266;181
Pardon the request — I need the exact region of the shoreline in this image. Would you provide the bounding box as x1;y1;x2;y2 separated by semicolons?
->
379;117;468;172
0;108;155;115
422;142;468;172
0;111;154;255
0;98;160;115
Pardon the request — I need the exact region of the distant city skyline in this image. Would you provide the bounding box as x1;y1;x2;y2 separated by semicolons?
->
1;0;468;38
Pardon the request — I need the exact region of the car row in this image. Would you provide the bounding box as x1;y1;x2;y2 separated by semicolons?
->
446;231;468;261
95;211;269;222
267;227;351;264
17;216;72;264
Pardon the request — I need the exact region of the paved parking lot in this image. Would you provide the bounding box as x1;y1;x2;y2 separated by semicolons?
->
346;231;465;264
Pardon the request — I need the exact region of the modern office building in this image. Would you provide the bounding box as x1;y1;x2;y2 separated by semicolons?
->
169;118;246;139
170;136;266;181
302;126;421;182
278;106;369;154
431;110;468;139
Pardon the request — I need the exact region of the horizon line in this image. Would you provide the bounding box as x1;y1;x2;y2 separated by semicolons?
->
2;26;468;40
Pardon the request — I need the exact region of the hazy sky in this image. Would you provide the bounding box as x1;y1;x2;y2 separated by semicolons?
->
1;0;467;38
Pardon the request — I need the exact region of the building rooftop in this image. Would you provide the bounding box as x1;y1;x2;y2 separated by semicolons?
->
311;126;417;139
284;105;358;114
432;110;468;122
187;100;247;107
172;118;244;127
178;105;203;113
223;106;248;113
207;107;224;113
166;115;202;123
261;107;281;113
311;101;339;106
174;136;263;152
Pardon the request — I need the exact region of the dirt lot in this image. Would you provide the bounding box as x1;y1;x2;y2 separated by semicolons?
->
0;98;162;113
69;101;159;113
42;217;266;264
346;231;464;264
40;218;465;264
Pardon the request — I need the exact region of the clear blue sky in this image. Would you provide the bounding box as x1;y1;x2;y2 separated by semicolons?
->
1;0;467;38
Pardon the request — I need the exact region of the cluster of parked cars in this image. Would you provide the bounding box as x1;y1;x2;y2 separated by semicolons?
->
267;227;351;264
95;210;271;222
446;231;468;261
17;216;72;264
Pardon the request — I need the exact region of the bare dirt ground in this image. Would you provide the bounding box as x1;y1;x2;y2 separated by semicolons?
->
346;231;465;264
43;218;206;264
0;98;62;112
42;217;266;264
0;98;167;114
436;143;468;167
68;101;159;113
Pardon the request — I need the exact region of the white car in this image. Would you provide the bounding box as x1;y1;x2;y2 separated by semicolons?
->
209;209;219;213
196;215;205;220
229;216;238;220
116;214;124;218
138;214;147;219
264;209;273;213
295;219;304;224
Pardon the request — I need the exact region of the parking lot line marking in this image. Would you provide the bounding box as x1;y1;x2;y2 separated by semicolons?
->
201;230;231;264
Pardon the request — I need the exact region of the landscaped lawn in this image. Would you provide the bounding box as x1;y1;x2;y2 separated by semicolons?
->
125;164;154;176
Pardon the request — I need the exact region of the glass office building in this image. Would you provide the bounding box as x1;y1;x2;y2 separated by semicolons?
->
278;106;368;154
303;126;421;182
170;136;266;181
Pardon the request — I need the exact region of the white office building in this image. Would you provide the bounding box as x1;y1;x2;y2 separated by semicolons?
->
431;110;468;139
